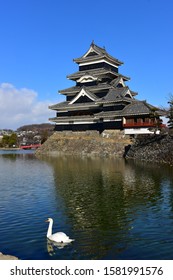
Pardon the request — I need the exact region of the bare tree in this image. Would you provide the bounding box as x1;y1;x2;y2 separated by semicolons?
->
167;93;173;130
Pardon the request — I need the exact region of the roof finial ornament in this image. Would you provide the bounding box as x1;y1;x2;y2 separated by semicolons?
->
91;40;95;46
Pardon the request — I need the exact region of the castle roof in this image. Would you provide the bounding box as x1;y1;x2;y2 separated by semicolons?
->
49;42;165;131
99;87;134;103
73;42;123;66
67;68;130;81
59;83;112;95
50;87;134;111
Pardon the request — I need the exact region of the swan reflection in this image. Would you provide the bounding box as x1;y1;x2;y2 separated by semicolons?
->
47;240;68;255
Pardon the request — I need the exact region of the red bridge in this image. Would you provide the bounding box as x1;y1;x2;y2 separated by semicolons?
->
20;144;41;150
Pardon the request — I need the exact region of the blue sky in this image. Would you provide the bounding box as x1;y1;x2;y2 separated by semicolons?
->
0;0;173;129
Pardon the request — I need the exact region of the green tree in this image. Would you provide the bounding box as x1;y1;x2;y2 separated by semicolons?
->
2;135;10;147
149;106;164;134
8;133;18;147
1;133;18;147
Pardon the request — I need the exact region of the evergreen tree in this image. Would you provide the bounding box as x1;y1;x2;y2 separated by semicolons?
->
2;135;10;147
8;133;18;147
1;133;18;148
149;106;163;134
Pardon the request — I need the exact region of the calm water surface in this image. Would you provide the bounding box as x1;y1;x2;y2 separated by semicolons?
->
0;150;173;260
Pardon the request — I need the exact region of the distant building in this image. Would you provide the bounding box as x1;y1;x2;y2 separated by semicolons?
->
49;42;164;134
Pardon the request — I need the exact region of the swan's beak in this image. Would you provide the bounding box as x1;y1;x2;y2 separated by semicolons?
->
45;219;49;222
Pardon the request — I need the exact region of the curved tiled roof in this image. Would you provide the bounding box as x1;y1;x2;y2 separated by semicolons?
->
67;68;130;81
95;87;133;104
49;101;69;110
122;101;153;115
73;42;123;66
59;83;112;95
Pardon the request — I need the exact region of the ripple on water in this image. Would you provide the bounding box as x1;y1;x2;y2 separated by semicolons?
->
1;154;173;259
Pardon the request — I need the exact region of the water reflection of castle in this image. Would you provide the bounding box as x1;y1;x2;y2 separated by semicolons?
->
45;157;169;258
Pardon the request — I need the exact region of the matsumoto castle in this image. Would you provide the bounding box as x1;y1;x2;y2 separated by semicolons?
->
49;42;164;135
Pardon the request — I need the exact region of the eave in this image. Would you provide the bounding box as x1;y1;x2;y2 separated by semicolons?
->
59;84;112;95
67;68;130;81
49;114;122;124
49;101;68;110
49;115;96;122
73;54;123;67
49;102;100;112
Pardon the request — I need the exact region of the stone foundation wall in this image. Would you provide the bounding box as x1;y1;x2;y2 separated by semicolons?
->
126;134;173;165
36;131;173;165
36;130;132;158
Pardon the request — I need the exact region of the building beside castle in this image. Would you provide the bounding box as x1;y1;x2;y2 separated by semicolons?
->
49;42;164;134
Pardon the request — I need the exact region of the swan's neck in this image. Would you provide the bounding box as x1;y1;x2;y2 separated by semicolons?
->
47;220;53;237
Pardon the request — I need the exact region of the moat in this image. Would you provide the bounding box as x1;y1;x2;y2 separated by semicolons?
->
0;150;173;260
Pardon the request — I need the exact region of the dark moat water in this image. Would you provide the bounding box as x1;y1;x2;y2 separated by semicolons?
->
0;150;173;260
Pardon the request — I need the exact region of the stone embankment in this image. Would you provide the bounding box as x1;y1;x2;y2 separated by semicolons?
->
36;130;173;165
125;134;173;165
36;130;132;158
0;252;18;260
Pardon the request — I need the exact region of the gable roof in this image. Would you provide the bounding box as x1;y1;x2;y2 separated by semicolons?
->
73;42;123;66
110;76;126;87
69;87;98;104
96;87;133;105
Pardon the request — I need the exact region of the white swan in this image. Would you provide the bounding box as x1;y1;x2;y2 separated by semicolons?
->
45;218;74;243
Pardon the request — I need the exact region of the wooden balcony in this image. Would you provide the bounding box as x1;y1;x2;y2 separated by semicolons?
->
123;122;165;128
